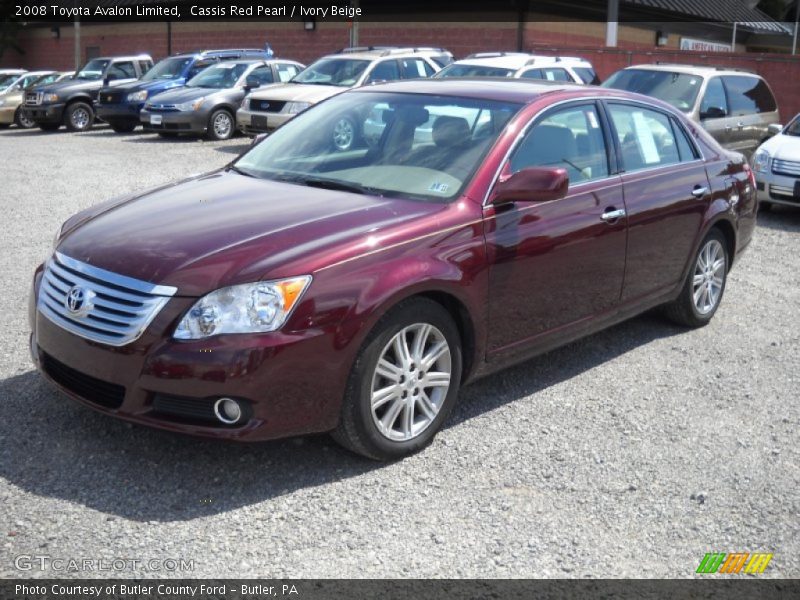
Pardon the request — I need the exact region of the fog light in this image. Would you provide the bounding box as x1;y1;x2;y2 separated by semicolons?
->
214;397;243;425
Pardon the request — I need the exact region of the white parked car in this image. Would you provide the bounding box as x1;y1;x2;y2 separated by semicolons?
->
434;52;598;84
752;114;800;210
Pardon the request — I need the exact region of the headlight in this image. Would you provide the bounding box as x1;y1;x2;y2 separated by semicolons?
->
285;101;311;114
42;93;59;103
174;276;311;339
127;90;148;102
752;149;770;173
175;97;205;111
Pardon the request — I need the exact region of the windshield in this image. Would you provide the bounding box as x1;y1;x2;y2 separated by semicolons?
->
602;69;703;112
186;62;249;88
785;114;800;136
435;64;515;78
234;91;522;202
292;58;370;87
142;57;192;81
76;59;110;80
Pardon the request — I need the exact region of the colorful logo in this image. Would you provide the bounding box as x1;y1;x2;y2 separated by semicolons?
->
696;552;773;574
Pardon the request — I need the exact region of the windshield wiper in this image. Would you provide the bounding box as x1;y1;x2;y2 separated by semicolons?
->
302;177;370;194
228;165;256;178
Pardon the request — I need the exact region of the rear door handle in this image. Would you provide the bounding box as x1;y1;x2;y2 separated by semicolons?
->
601;208;626;222
692;185;708;198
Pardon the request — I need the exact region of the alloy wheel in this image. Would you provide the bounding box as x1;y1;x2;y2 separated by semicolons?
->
692;239;726;315
213;112;232;138
370;323;452;442
71;107;90;130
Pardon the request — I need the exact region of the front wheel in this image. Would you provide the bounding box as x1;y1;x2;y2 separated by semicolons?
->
332;298;462;460
663;229;728;328
14;107;36;129
207;108;234;140
65;102;94;132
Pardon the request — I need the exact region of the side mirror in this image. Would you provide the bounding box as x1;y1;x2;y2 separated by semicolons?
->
244;75;262;90
767;123;783;136
491;167;569;205
700;106;726;120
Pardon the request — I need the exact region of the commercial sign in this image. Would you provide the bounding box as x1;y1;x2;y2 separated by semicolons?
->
680;37;733;52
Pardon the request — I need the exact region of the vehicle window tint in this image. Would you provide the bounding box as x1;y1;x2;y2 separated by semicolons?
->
541;68;570;82
108;61;136;79
573;67;600;84
722;75;776;115
400;58;432;79
608;104;681;172
671;118;699;161
277;63;300;82
248;66;273;86
510;103;609;183
366;60;401;84
520;69;543;80
700;77;728;119
138;60;152;75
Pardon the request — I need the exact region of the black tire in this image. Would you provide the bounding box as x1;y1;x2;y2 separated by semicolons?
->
109;122;137;133
65;102;94;132
157;131;179;138
206;108;234;141
663;229;728;328
759;200;773;212
332;297;463;461
0;123;10;129
331;114;359;151
14;107;36;129
38;123;61;131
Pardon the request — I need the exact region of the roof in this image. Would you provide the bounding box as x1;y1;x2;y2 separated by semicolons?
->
622;63;762;77
624;0;791;34
455;53;592;70
326;47;451;60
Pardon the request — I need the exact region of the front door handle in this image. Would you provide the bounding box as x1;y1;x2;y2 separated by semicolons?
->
692;185;708;198
601;208;626;222
737;121;745;128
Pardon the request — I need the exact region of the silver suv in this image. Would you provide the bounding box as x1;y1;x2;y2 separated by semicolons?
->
237;46;452;148
603;64;780;159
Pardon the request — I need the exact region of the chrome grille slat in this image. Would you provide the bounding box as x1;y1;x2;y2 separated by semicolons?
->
770;184;796;197
38;252;177;347
772;158;800;177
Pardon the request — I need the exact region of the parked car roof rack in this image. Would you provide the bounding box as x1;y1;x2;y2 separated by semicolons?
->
653;62;756;74
465;52;530;59
338;46;451;57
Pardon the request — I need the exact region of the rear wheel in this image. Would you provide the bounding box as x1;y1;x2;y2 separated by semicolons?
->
65;102;94;132
663;229;728;328
332;298;462;460
206;108;234;140
14;107;36;129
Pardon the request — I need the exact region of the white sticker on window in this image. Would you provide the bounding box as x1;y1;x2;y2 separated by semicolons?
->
429;182;449;194
545;71;555;81
631;111;661;164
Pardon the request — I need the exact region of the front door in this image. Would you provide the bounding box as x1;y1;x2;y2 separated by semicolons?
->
484;101;627;356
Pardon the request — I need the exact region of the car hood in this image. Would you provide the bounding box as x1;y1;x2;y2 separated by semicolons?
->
56;170;446;296
32;78;126;94
102;78;185;95
760;133;800;162
248;83;345;104
147;86;231;105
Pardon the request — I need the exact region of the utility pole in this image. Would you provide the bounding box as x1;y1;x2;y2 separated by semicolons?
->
73;17;80;71
793;0;799;55
349;0;359;47
731;21;737;50
606;0;619;47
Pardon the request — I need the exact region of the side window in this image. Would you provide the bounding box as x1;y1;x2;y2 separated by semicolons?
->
138;60;152;75
187;61;212;79
510;103;609;184
723;75;776;115
108;61;136;79
247;66;274;86
399;58;433;79
541;68;570;82
520;69;544;80
276;63;300;82
608;103;681;172
700;77;728;119
671;118;699;162
366;60;401;84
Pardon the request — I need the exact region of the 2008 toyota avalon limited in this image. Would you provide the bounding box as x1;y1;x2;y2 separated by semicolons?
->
30;79;757;460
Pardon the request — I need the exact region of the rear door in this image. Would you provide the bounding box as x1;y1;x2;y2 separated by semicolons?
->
605;101;711;301
721;75;778;158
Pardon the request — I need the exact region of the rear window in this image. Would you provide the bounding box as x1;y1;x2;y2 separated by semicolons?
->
603;69;703;113
722;75;776;115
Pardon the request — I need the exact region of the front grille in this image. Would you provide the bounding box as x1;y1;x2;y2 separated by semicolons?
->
146;104;179;113
41;352;125;409
38;252;177;347
769;184;799;201
772;158;800;177
251;99;286;113
25;92;42;106
152;394;218;424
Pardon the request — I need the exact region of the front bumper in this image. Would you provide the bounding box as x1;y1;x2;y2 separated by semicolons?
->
140;108;208;134
22;103;65;125
236;108;290;135
756;170;800;207
0;105;17;124
29;264;351;442
96;102;144;126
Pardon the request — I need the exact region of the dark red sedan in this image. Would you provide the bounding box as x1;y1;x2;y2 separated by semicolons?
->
30;79;757;460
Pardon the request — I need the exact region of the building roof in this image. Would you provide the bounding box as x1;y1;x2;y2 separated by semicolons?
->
624;0;791;34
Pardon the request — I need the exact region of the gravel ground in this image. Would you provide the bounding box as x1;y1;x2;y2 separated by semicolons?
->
0;125;798;580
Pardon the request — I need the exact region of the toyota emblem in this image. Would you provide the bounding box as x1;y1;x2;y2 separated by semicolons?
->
65;286;95;317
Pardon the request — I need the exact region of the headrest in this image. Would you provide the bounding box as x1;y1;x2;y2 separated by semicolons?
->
433;116;471;148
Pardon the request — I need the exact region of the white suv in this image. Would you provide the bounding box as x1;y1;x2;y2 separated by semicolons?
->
434;52;598;84
237;46;452;148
